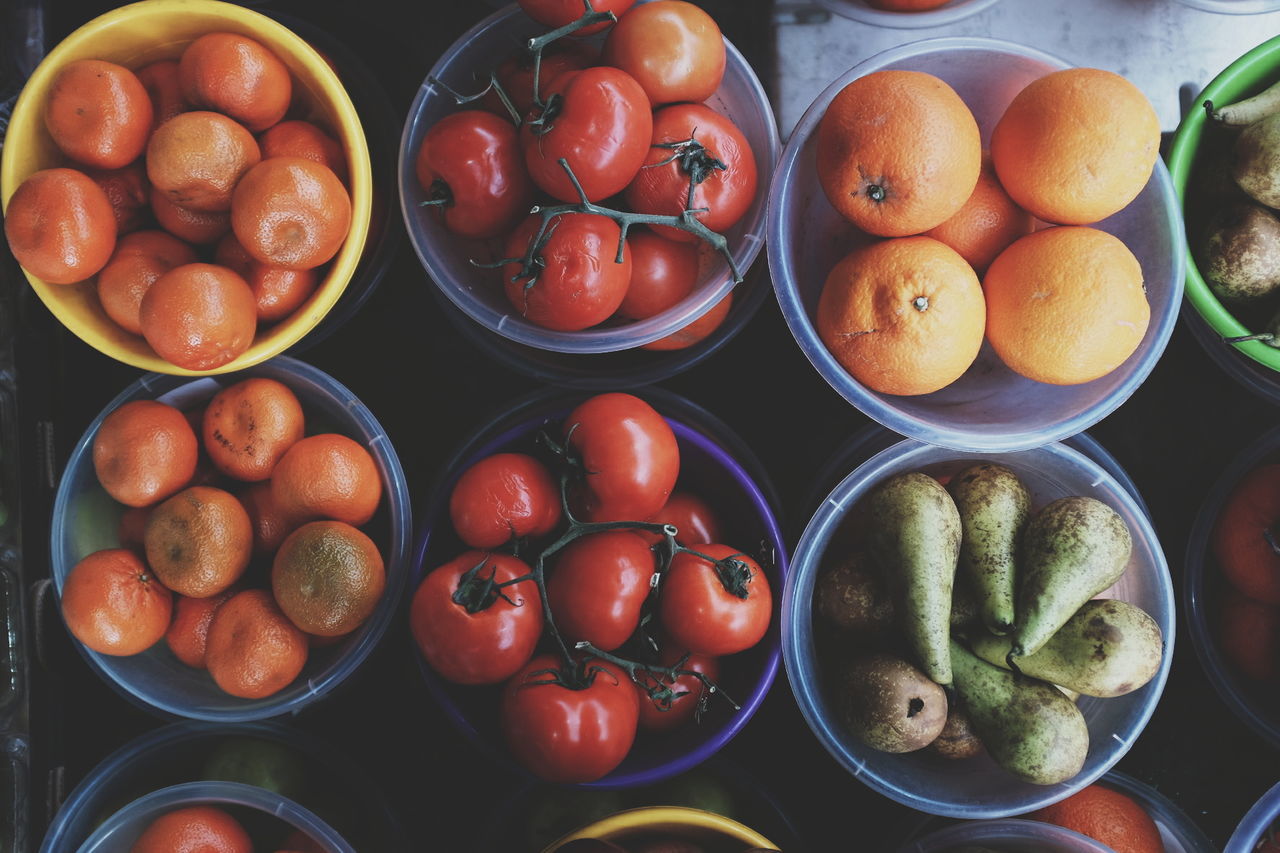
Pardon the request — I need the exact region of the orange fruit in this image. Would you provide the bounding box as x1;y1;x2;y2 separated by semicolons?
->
983;226;1148;385
97;230;199;336
202;376;305;481
144;485;253;598
271;433;381;526
165;587;236;668
272;520;385;636
150;186;232;245
924;152;1034;275
239;481;297;557
1028;784;1164;853
206;588;308;699
278;831;327;853
990;68;1160;225
817;236;985;396
5;168;117;284
135;59;188;130
259;120;348;184
642;291;734;351
214;232;319;323
44;59;152;170
130;805;252;853
147;111;262;212
117;505;152;550
87;161;151;234
231;157;351;270
179;32;293;132
139;262;258;371
816;70;980;237
1212;464;1280;604
94;399;199;508
60;548;172;656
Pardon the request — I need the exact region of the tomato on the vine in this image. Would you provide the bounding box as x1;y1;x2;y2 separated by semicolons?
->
659;544;771;656
502;212;632;331
449;452;562;549
615;230;699;321
625;103;757;244
602;0;726;105
501;653;640;783
410;551;543;685
517;0;637;35
547;530;655;651
642;291;734;352
642;491;724;546
416;110;532;240
485;41;598;119
521;66;652;203
635;643;720;732
563;392;680;523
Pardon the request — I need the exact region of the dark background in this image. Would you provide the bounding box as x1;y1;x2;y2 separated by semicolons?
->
6;0;1279;850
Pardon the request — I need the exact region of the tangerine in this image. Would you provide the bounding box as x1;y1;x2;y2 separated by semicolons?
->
146;111;261;212
924;152;1034;275
144;485;253;598
165;587;236;668
239;481;296;557
130;805;252;853
259;120;348;184
214;232;318;323
206;588;308;699
60;548;172;656
271;433;381;526
93;399;198;508
97;230;199;336
1028;784;1164;853
272;520;385;636
87;161;150;234
202;376;305;481
44;59;152;170
231;157;351;270
139;262;258;370
150;186;232;245
5;168;117;284
180;32;293;132
135;59;188;130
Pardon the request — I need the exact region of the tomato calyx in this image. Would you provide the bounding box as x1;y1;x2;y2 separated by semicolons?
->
418;178;453;210
525;93;564;138
574;640;737;718
451;555;524;614
646;134;729;207
686;548;756;600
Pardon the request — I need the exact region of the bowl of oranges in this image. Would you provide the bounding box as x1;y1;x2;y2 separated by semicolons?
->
50;356;410;722
815;0;1002;29
0;0;372;375
768;37;1185;452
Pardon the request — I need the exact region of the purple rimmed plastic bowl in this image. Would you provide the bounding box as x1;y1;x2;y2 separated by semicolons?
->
410;388;786;789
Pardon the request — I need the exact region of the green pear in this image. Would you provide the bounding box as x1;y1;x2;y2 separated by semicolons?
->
1012;496;1132;662
815;550;980;636
866;472;962;685
950;640;1089;786
969;598;1163;698
948;463;1030;636
1234;112;1280;208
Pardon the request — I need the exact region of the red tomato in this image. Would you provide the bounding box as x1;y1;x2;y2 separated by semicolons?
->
517;0;637;35
659;544;771;656
1217;587;1280;681
635;643;720;731
625;104;757;244
502;212;632;331
486;41;598;119
548;530;655;651
416;110;532;240
521;67;651;203
616;231;699;321
602;1;725;105
449;452;563;549
563;393;680;523
1212;464;1280;604
639;491;724;546
501;653;640;783
642;291;734;352
410;551;543;685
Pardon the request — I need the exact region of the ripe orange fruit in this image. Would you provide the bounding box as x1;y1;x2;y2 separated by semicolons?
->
278;830;327;853
924;152;1034;275
165;587;236;668
130;805;252;853
60;548;172;655
990;68;1160;225
1028;784;1164;853
259;120;348;184
44;59;152;170
117;505;152;549
87;161;150;234
135;59;188;130
147;111;261;212
206;588;308;699
139;262;258;370
238;481;297;557
1212;464;1280;604
180;32;293;132
97;230;199;336
983;226;1148;385
94;399;198;508
144;485;253;598
271;434;381;526
150;186;232;245
272;520;385;636
816;70;980;237
231;157;351;270
5;168;117;284
817;236;985;395
214;232;318;323
642;291;734;351
202;376;305;481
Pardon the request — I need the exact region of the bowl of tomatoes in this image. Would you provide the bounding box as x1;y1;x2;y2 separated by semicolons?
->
1227;781;1280;853
541;805;781;852
409;387;785;788
400;0;779;354
815;0;1002;29
49;356;411;722
0;0;372;375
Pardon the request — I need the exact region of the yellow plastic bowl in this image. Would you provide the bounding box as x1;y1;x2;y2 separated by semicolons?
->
0;0;371;375
542;806;779;851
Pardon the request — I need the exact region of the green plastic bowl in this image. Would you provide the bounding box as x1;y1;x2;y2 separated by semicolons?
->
1168;34;1280;373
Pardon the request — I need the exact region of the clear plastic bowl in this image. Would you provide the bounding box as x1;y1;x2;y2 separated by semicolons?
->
49;356;412;722
898;818;1113;852
73;781;352;853
1182;303;1280;406
411;387;785;788
399;3;780;354
1184;423;1280;747
816;0;1002;29
1171;0;1280;13
782;437;1175;818
1226;781;1280;853
767;37;1186;452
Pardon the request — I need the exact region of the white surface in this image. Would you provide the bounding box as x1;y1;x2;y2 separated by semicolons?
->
774;0;1280;135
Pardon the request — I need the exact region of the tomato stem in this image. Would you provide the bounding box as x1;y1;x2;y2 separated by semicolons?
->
418;178;453;210
1225;332;1276;345
427;70;523;126
646;134;728;211
575;641;740;714
451;555;520;614
678;546;755;600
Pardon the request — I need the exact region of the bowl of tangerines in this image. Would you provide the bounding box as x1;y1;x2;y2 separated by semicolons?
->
50;356;410;721
0;0;371;375
768;37;1185;451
